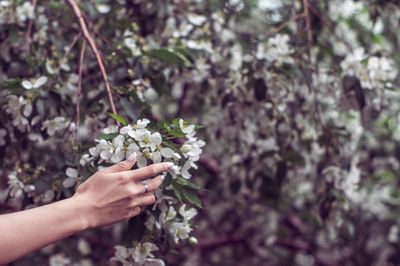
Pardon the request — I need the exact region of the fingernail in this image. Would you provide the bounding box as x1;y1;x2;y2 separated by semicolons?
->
161;175;166;182
127;152;137;162
166;162;174;168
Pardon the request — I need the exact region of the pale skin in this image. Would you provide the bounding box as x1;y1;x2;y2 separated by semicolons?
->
0;153;172;264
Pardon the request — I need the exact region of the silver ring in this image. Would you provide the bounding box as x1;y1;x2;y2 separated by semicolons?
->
143;183;149;193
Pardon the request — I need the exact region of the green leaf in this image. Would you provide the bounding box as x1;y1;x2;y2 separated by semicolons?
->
171;118;181;125
0;78;25;93
174;177;203;190
147;48;191;66
182;188;203;208
108;113;127;126
157;120;167;130
98;133;119;140
171;183;183;202
167;128;186;138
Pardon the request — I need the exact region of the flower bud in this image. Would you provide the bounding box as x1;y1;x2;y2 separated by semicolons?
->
172;152;181;161
180;144;192;153
189;236;198;244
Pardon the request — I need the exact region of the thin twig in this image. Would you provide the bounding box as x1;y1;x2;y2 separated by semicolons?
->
302;0;312;55
308;4;353;52
24;0;37;54
66;0;119;122
268;12;306;36
76;40;86;144
301;0;324;130
55;32;82;80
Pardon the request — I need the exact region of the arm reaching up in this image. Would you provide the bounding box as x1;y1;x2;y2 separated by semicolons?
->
0;153;172;264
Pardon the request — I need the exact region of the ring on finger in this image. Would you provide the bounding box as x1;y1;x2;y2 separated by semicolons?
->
143;183;149;193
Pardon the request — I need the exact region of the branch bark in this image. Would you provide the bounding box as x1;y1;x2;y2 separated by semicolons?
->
76;40;86;143
66;0;119;121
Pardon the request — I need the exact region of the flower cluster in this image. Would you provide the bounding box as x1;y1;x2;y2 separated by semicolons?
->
78;117;204;264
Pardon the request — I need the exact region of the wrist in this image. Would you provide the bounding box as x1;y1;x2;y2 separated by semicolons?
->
65;195;91;231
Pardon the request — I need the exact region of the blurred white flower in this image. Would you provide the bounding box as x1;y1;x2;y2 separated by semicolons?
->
49;253;71;266
179;204;198;221
63;167;78;188
42;117;68;136
96;4;111;14
78;238;91;256
110;245;133;265
6;95;31;132
132;242;159;264
21;76;48;90
170;222;192;243
103;125;118;134
16;1;34;23
388;225;399;243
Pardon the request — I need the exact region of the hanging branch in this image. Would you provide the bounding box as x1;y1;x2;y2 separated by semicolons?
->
66;0;119;122
55;32;81;80
301;0;324;130
76;40;86;144
24;0;37;54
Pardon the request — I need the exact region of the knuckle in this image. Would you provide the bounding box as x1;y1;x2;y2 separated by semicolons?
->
119;174;130;184
127;186;139;197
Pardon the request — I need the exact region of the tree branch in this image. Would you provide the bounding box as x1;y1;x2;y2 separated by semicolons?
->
66;0;119;122
55;32;81;80
24;0;37;54
76;40;86;144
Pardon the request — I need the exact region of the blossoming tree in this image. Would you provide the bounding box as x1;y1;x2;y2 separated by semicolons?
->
1;0;400;265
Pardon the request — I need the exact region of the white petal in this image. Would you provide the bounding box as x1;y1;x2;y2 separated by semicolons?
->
23;104;32;117
21;80;33;89
150;132;162;146
128;142;140;153
113;135;125;148
161;148;174;158
152;151;162;163
182;124;195;134
111;151;125;163
43;190;55;202
120;125;132;135
33;76;48;88
65;167;78;178
63;177;76;188
89;147;98;156
100;150;112;160
96;4;111;14
137;118;150;128
137;156;147;168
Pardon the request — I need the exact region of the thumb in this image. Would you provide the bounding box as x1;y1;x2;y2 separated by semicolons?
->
103;152;137;174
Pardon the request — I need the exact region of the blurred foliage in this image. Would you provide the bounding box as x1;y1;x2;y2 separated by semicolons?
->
2;0;400;265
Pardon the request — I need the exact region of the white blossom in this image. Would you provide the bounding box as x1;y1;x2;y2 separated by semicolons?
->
63;167;78;188
42;117;68;136
21;76;48;90
132;242;159;264
179;204;198;221
16;1;34;23
169;222;193;243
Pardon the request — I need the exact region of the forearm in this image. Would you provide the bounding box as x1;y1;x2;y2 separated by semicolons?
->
0;197;87;264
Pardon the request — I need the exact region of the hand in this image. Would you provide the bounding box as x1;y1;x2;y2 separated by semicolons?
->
71;153;172;229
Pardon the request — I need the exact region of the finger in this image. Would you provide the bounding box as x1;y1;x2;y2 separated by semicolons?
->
126;207;141;220
123;162;173;181
102;152;137;174
131;193;156;207
137;175;164;194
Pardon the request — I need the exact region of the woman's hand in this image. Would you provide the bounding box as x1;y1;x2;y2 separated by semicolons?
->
72;153;173;229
